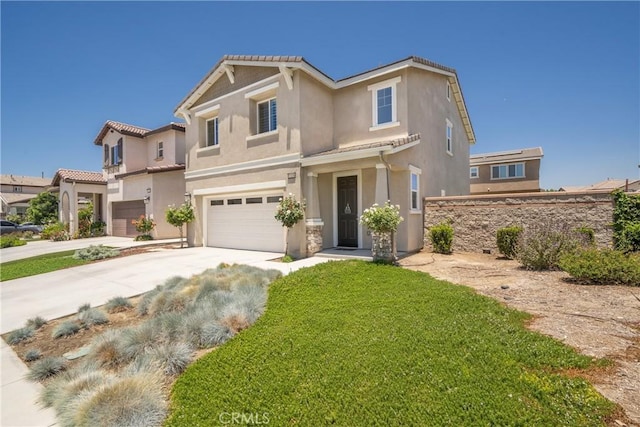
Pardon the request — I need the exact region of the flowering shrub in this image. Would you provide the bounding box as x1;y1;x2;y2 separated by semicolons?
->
359;202;403;233
166;202;195;248
274;194;305;229
132;215;155;241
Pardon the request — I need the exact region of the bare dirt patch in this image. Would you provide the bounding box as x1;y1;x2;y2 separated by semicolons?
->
400;251;640;426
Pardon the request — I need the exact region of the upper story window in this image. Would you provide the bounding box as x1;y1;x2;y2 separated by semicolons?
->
447;80;451;102
13;186;22;193
257;98;277;134
104;138;123;167
470;166;479;179
206;117;219;147
157;141;164;159
446;119;453;156
368;76;401;131
491;163;525;180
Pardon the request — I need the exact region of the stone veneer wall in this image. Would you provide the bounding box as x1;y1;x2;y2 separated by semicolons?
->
306;224;323;257
423;190;615;254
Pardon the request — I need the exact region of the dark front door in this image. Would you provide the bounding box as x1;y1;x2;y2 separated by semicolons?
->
337;175;358;247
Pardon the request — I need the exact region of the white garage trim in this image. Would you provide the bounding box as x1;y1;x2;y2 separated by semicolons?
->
193;180;286;197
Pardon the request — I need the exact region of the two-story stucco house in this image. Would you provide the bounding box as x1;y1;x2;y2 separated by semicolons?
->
469;147;543;194
0;174;51;219
175;55;475;257
93;120;186;238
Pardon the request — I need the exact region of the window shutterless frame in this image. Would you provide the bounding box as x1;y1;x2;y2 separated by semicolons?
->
206;117;219;147
257;98;277;134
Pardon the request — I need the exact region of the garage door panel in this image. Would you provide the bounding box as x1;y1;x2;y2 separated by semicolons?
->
207;194;284;252
112;200;145;237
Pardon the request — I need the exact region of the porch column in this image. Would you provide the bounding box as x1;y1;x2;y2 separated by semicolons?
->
375;163;389;205
305;172;324;256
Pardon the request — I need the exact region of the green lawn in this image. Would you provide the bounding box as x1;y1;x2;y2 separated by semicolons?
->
167;261;614;426
0;250;88;281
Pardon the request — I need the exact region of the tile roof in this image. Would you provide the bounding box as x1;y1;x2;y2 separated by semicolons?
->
0;174;51;187
0;193;40;205
52;169;106;186
93;120;185;145
560;179;640;192
115;164;185;179
305;134;421;158
470;147;544;166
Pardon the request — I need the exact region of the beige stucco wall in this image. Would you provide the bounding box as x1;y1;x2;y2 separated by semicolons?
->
423;191;614;254
150;171;185;238
145;129;186;166
299;73;334;156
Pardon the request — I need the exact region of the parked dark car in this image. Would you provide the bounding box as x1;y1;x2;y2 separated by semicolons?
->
18;222;44;233
0;220;20;235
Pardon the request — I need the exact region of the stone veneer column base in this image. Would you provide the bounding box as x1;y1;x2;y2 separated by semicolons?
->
306;221;324;257
372;231;396;263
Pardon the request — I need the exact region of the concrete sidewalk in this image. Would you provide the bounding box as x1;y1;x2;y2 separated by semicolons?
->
1;246;330;426
0;236;182;263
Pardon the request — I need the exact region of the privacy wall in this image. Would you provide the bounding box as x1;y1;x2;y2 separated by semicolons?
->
423;191;614;253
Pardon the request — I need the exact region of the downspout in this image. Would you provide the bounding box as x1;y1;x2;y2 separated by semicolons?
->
378;151;391;201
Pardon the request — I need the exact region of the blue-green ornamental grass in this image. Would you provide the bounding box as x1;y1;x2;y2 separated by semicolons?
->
167;261;615;427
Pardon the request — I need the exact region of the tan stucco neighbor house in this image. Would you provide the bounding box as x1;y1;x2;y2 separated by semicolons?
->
51;169;107;235
469;147;543;194
0;174;51;219
175;55;476;257
93;120;186;238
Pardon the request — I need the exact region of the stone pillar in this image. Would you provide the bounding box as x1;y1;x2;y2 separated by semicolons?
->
371;231;396;264
375;163;389;205
305;172;324;256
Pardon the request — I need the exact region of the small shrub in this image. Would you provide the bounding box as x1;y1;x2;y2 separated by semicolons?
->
24;349;42;362
42;222;70;241
1;234;26;248
496;226;522;259
26;316;47;330
148;291;188;316
73;374;167;427
91;220;106;237
136;287;162;316
516;221;580;270
199;322;234;347
8;326;35;344
575;226;595;246
52;321;81;339
78;308;109;328
134;234;154;241
559;248;640;286
104;296;133;313
119;324;159;361
149;341;193;376
28;356;67;381
281;255;294;263
619;222;640;253
429;221;454;254
73;245;120;261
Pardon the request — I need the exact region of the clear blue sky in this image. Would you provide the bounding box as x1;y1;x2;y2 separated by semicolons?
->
1;1;638;189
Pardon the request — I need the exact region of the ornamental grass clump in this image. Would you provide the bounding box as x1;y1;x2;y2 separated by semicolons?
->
7;326;35;345
104;296;133;313
78;308;109;328
24;349;42;362
28;356;67;381
52;321;80;339
73;245;119;261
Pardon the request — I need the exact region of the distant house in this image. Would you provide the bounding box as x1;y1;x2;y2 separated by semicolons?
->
51;169;107;233
469;147;543;194
0;174;51;219
92;120;186;238
174;54;476;257
560;178;640;193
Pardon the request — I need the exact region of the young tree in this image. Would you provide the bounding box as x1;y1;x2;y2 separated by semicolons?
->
274;194;305;257
165;202;194;248
26;192;58;225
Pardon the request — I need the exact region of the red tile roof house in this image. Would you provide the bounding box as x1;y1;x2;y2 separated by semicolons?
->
51;169;107;235
174;55;476;257
91;121;187;238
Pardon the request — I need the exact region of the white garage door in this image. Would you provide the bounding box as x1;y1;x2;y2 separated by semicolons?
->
207;194;285;252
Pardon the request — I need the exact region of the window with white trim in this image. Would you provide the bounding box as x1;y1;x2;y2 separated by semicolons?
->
206;117;219;147
409;166;421;212
157;141;164;159
446;120;453;155
257;98;277;134
368;76;401;130
470;166;479;179
491;163;525;180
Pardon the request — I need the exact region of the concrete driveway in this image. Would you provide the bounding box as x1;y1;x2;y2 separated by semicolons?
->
1;245;330;426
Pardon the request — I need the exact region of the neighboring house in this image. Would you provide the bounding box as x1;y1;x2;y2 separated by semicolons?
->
0;174;51;219
469;147;543;194
51;169;107;234
560;178;640;193
93;120;186;238
174;55;476;257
